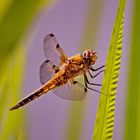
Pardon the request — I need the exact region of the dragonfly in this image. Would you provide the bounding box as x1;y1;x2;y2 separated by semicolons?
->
10;33;104;111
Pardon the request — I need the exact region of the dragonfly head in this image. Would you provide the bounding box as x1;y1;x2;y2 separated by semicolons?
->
83;50;97;65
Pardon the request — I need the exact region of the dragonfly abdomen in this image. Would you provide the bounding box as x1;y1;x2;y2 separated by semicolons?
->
9;88;44;111
9;76;63;110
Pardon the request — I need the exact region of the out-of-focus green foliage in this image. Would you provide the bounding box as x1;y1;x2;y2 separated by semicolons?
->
0;0;52;139
93;0;126;139
124;0;140;140
0;47;26;139
65;0;105;140
0;0;52;75
80;0;104;51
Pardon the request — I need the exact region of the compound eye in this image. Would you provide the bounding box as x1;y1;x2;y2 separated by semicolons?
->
84;52;86;57
84;51;89;58
90;52;93;57
93;50;96;54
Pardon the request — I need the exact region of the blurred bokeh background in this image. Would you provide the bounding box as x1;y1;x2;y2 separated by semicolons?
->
0;0;137;140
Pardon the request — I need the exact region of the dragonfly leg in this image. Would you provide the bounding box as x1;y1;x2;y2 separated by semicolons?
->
84;74;107;95
88;70;104;78
90;65;105;71
84;74;102;93
84;74;102;86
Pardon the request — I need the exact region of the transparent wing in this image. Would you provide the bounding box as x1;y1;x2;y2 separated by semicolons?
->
40;60;59;85
40;33;66;85
53;76;87;101
43;33;68;65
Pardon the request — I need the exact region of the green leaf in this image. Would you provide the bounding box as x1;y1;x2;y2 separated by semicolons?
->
93;0;126;139
124;0;140;140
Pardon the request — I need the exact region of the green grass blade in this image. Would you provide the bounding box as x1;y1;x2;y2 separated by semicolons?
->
93;0;126;139
124;0;140;139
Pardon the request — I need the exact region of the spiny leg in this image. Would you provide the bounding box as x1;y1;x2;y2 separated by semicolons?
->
88;70;104;78
84;74;101;94
84;73;102;86
90;65;105;71
84;74;106;95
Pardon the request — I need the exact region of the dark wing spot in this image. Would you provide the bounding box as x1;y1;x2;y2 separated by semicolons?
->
55;69;59;73
49;33;54;37
85;88;87;92
45;60;50;63
52;65;56;69
56;44;60;49
73;81;78;84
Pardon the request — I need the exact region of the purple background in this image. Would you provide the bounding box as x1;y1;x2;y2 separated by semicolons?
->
22;0;132;140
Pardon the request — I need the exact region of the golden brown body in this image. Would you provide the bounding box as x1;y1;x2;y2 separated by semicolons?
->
44;54;91;91
44;54;85;88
